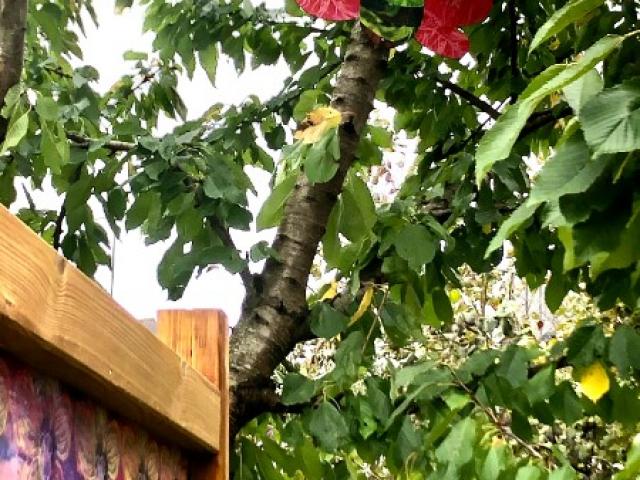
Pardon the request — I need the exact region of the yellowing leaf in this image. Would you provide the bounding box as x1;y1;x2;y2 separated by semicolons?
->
578;361;610;402
448;289;462;303
350;285;374;325
294;107;342;144
321;281;339;301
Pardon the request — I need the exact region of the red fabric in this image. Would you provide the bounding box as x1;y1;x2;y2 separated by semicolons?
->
427;0;493;27
416;0;492;58
296;0;360;21
415;10;470;58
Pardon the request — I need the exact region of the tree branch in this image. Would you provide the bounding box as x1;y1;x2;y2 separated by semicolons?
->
66;132;135;152
436;77;501;120
0;0;27;140
207;216;255;294
229;23;389;439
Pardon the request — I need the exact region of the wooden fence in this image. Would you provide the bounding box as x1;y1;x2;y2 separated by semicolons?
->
0;205;228;479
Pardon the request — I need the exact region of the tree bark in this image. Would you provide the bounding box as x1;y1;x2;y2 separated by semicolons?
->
229;23;389;438
0;0;27;139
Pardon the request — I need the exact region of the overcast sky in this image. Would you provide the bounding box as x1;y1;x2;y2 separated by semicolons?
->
73;1;289;324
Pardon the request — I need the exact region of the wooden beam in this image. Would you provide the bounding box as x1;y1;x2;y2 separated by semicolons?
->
157;309;230;480
0;205;221;452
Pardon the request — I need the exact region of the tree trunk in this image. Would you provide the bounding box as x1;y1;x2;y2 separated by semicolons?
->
0;0;27;139
229;23;389;438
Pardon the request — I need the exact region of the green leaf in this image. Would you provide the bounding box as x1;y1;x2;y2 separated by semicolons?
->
496;346;529;388
394;224;437;271
609;326;640;377
435;418;476;468
580;81;640;154
480;445;507;480
529;0;605;54
123;50;148;61
256;173;298;230
126;191;154;230
476;35;625;184
525;365;556;404
199;43;219;85
35;96;60;121
563;69;603;115
549;466;578;480
309;401;349;451
281;373;316;405
293;90;321;122
303;131;340;184
310;303;349;339
0;110;29;155
487;202;539;255
550;381;584;424
515;464;544;480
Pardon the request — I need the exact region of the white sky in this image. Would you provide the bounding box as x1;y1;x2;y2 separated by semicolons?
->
29;1;289;325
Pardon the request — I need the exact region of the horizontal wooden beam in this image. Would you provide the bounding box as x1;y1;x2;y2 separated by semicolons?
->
0;205;220;452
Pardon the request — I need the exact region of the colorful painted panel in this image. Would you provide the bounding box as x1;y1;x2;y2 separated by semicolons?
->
0;351;189;479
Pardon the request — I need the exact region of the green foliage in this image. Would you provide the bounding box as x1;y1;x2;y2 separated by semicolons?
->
6;0;640;477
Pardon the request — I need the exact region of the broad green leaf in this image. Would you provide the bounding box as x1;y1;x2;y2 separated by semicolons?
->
515;464;544;480
529;0;605;54
476;35;625;184
563;69;603;115
486;202;539;255
609;325;640;377
281;373;316;405
496;345;529;388
35;96;60;121
256;173;298;230
309;401;349;451
435;418;476;468
480;445;507;480
394;224;437;271
310;303;349;338
0;110;29;155
199;44;219;85
525;365;556;404
549;466;578;480
580;82;640;154
303;130;340;184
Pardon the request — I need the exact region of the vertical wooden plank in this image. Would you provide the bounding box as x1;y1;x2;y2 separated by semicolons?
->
157;309;229;480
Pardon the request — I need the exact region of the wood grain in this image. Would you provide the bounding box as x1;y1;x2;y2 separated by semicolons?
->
157;310;229;480
0;205;221;452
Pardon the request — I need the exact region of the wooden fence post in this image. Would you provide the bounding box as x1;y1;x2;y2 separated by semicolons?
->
157;309;229;480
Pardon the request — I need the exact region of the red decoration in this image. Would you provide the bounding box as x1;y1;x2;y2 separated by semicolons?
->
296;0;360;21
415;0;492;57
294;0;492;58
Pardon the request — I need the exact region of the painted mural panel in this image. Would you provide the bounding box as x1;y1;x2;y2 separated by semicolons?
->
0;351;189;479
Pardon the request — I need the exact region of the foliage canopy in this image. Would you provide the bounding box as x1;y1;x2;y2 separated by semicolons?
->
3;0;640;478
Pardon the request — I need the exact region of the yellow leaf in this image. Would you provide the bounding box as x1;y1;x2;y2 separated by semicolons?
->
294;107;342;144
448;289;462;303
350;285;374;326
578;361;610;402
321;281;339;301
482;223;492;234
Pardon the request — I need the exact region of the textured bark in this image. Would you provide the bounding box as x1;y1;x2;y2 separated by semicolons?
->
0;0;27;139
229;24;389;438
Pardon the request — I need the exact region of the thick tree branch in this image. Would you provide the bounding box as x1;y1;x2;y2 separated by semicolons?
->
0;0;27;140
229;23;389;438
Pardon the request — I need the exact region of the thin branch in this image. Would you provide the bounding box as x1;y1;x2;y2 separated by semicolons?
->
436;77;501;120
508;0;519;102
207;216;254;294
66;132;135;152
